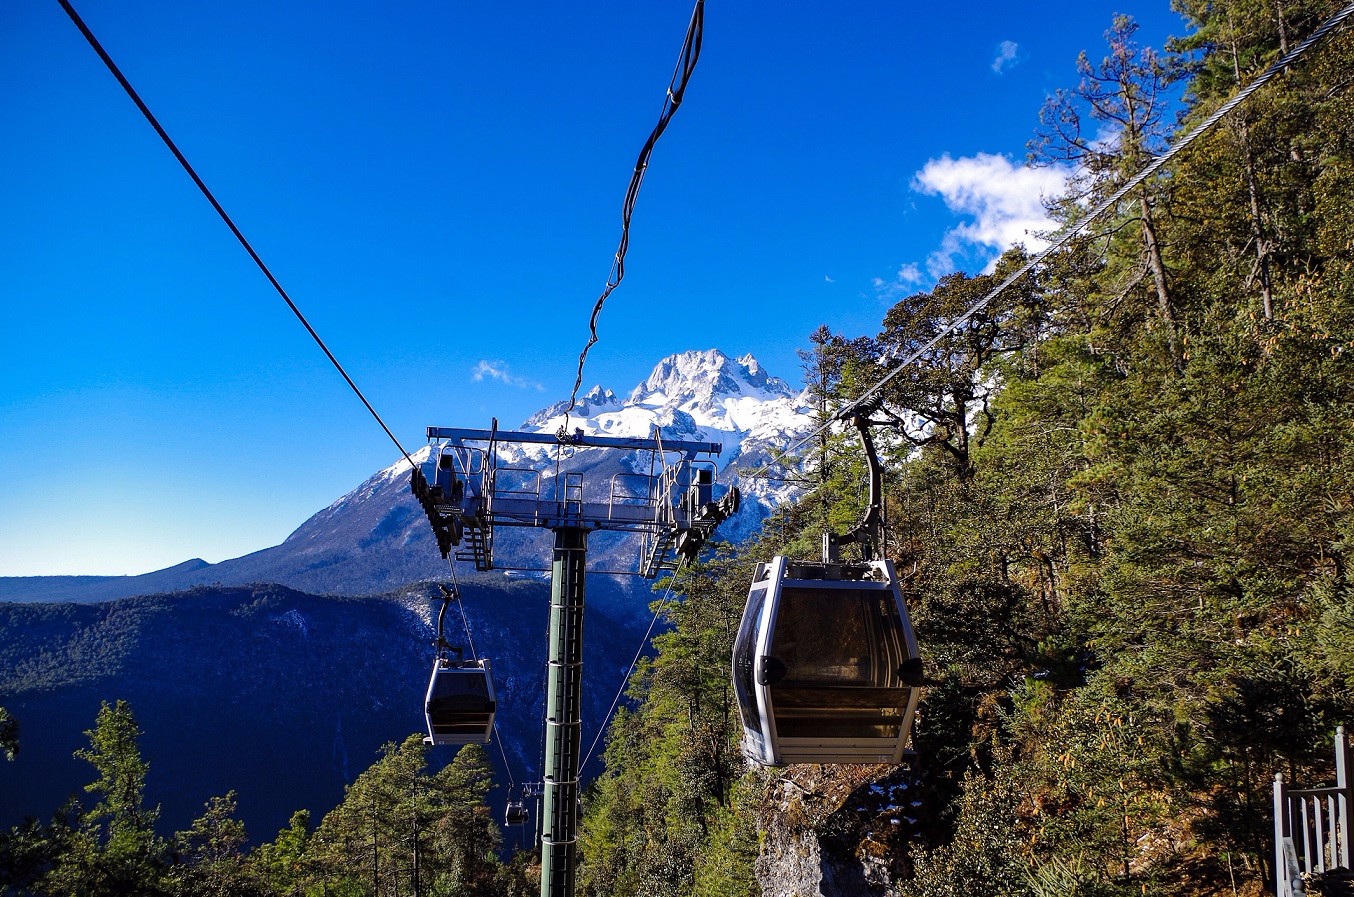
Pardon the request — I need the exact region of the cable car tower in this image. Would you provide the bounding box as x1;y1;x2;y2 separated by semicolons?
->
411;420;738;897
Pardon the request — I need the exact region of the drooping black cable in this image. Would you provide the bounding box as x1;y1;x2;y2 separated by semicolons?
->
560;0;705;432
578;563;684;776
57;0;416;470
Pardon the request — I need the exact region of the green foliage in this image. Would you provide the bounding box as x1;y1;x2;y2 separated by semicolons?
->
41;699;169;897
909;762;1033;897
0;707;16;761
299;735;513;897
0;804;80;895
248;810;313;897
0;705;520;897
167;792;259;897
578;546;759;897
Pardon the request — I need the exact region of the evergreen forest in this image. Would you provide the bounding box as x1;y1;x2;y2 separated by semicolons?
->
4;1;1354;894
579;3;1354;893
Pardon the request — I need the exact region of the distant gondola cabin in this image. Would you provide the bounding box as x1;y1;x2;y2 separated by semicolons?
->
504;800;529;827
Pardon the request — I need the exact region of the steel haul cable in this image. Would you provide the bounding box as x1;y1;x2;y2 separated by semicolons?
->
579;563;684;775
561;0;705;432
58;0;416;470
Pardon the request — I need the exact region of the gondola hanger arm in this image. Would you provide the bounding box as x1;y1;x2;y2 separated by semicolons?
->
824;412;885;563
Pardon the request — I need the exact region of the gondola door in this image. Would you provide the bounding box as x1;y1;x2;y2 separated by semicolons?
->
733;559;776;764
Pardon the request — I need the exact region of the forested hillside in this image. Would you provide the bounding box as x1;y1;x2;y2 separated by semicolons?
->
577;3;1354;895
0;701;535;896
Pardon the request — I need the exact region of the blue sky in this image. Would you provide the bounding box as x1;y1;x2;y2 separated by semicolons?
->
1;1;1188;576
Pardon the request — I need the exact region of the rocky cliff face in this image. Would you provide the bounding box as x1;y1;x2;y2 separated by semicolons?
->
755;765;925;897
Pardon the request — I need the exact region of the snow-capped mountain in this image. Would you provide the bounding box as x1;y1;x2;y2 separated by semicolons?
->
527;349;804;443
508;348;815;540
0;350;815;605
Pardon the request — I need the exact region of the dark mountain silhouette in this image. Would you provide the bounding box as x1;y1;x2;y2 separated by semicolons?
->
0;580;642;842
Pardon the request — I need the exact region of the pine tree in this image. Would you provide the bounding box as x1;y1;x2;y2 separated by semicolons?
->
248;809;313;897
43;700;168;897
167;791;258;897
1032;15;1187;368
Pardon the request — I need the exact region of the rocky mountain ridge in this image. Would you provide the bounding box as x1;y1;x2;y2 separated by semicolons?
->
0;349;813;605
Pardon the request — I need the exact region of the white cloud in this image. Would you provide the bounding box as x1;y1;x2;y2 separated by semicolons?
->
991;40;1020;74
872;262;929;301
911;152;1070;276
472;360;543;390
894;262;924;287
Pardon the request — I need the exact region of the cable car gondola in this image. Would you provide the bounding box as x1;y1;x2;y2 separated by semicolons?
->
504;793;530;827
425;656;496;745
733;556;921;765
732;409;923;766
423;583;497;746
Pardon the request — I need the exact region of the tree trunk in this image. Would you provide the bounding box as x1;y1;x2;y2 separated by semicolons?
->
1138;193;1182;366
1229;24;1275;320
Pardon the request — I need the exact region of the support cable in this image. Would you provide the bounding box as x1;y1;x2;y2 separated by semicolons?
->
445;559;478;662
561;0;705;432
446;557;517;790
578;564;684;774
492;722;517;792
57;0;416;469
736;0;1354;489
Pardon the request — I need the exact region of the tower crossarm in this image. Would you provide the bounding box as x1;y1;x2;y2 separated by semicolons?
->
413;421;735;575
426;426;721;460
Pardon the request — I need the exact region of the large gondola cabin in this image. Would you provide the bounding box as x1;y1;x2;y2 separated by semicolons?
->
733;556;922;766
424;657;496;746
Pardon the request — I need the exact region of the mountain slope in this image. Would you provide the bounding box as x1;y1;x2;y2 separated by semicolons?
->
0;349;812;605
0;580;638;842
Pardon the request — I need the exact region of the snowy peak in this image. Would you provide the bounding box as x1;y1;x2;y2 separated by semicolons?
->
628;349;795;409
518;349;811;447
506;348;815;544
584;385;620;405
522;385;623;428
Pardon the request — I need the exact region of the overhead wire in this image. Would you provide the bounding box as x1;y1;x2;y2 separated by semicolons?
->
444;559;478;661
560;0;705;433
735;0;1354;491
491;724;517;792
57;0;417;470
446;556;518;790
579;563;685;775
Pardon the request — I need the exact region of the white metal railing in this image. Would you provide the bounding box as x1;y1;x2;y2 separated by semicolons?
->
608;474;656;514
1274;726;1353;896
492;467;542;500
